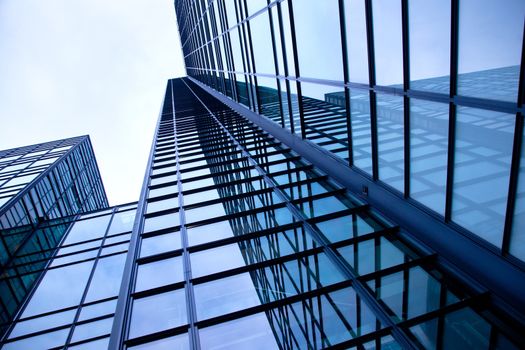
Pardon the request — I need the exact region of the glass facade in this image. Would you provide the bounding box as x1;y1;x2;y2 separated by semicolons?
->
106;79;522;349
0;136;108;336
175;0;525;262
1;1;524;349
0;204;135;349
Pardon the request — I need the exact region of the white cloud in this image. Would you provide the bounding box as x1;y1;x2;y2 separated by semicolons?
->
0;0;185;205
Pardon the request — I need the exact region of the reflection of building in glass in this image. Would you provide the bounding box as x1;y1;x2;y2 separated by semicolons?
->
0;136;108;335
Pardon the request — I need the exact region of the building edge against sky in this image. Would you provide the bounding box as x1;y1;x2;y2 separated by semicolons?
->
0;136;109;334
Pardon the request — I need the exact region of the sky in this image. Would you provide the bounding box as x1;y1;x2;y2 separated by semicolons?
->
0;0;185;206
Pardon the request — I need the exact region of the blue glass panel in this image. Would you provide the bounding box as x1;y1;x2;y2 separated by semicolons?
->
452;107;513;246
199;312;279;349
409;0;451;93
84;253;127;302
292;0;343;81
457;0;524;102
376;93;404;191
410;98;449;214
22;261;94;317
129;289;187;339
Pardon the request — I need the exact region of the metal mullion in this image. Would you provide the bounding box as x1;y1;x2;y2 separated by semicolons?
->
364;0;379;180
401;0;410;198
444;0;459;221
173;87;201;350
285;0;305;138
337;0;353;165
266;0;286;128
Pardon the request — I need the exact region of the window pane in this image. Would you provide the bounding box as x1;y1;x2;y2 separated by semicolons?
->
199;312;278;349
452;107;513;246
191;244;246;278
194;273;261;320
510;125;525;261
143;213;180;233
457;0;524;102
187;220;234;246
63;215;112;245
344;0;369;84
85;253;127;302
410;99;449;215
140;231;182;257
135;256;184;292
22;261;94;317
372;0;403;86
292;0;343;81
10;309;76;338
409;0;450;92
350;89;373;174
107;210;136;234
71;317;114;343
376;93;404;192
129;289;187;339
127;333;190;350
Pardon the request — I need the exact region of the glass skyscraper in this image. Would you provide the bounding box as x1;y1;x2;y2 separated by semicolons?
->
0;136;109;334
2;0;525;349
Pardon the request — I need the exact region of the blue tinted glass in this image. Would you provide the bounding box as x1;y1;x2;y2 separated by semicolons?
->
410;98;449;214
191;244;246;278
452;107;513;246
510;125;525;261
344;0;369;84
22;261;94;317
107;210;136;234
71;317;114;343
292;0;343;81
10;309;76;338
376;94;404;191
409;0;450;93
187;220;234;246
68;337;110;349
350;88;373;174
63;215;112;245
143;213;180;233
372;0;403;86
129;289;187;339
199;312;279;349
135;256;184;292
2;328;69;350
140;231;182;257
127;333;190;350
194;273;261;320
457;0;524;102
85;253;127;302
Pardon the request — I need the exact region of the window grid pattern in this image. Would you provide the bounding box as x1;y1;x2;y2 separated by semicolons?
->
174;0;525;263
0;136;109;335
0;204;136;349
110;79;523;349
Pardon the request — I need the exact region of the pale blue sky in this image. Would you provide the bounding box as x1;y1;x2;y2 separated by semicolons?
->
0;0;185;205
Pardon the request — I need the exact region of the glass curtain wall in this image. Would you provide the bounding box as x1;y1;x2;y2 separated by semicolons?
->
174;0;525;263
108;78;523;349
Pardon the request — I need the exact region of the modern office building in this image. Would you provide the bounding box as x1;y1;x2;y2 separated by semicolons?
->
0;136;108;337
2;0;525;349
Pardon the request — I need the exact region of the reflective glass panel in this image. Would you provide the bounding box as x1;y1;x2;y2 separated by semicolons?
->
129;289;187;339
140;231;182;257
457;0;524;102
135;256;184;292
410;99;449;215
452;107;513;246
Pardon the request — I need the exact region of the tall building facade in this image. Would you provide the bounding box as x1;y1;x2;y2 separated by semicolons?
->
0;136;109;333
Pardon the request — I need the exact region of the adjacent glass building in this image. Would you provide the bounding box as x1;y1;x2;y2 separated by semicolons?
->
0;136;108;336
